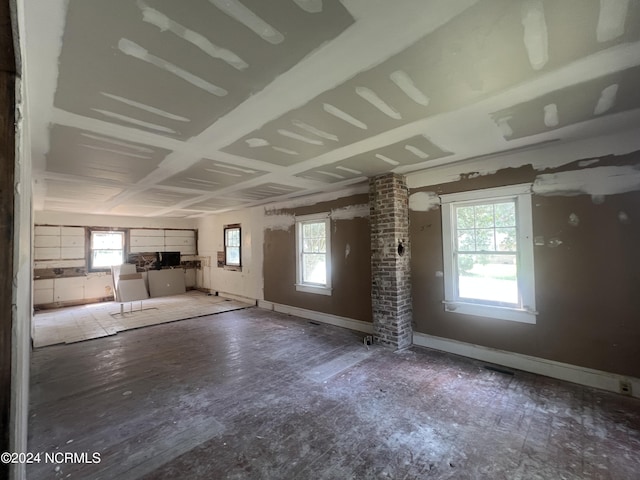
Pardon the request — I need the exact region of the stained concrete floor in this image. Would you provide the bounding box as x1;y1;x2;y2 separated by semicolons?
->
28;308;640;479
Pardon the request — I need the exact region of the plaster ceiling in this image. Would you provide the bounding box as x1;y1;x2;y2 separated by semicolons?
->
21;0;640;218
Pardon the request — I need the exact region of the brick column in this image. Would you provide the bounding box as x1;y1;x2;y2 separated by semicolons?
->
369;173;412;350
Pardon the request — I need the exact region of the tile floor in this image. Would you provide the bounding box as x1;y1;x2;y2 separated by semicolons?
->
33;291;252;347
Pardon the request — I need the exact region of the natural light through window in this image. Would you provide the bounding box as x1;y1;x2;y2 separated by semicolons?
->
224;226;241;267
295;213;332;295
90;231;124;269
441;184;536;324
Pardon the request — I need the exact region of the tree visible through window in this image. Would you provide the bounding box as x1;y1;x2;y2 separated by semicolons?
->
455;201;518;305
90;231;124;269
295;213;332;295
440;184;536;324
224;226;241;266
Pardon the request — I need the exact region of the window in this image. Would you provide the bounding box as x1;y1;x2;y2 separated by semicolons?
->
440;184;536;324
224;225;241;268
90;230;125;270
295;213;332;295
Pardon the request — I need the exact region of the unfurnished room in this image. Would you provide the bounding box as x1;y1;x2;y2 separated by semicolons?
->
1;0;639;479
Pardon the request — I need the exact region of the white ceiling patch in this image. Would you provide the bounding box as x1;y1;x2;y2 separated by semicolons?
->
205;168;242;177
101;92;190;122
118;39;228;97
272;146;299;155
390;70;430;106
293;0;323;14
375;154;399;166
355;86;402;120
405;144;430;159
277;129;324;145
246;138;270;147
291;120;338;141
138;1;249;71
213;164;257;174
316;171;345;179
543;103;559;127
495;116;514;138
594;84;619;115
323;103;368;129
79;144;152;159
186;178;219;185
80;133;155;153
597;0;629;43
208;0;284;44
92;109;177;134
335;166;362;175
521;0;549;71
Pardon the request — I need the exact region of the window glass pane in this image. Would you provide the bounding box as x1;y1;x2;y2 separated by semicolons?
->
226;246;240;265
494;202;516;227
225;228;240;247
476;228;495;251
496;227;517;252
456;206;475;229
474;205;495;228
302;253;326;284
457;253;518;304
92;232;123;249
303;223;314;238
457;230;475;252
92;249;123;268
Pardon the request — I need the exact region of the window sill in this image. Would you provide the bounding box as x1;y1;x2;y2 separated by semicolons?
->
224;265;242;272
443;301;537;324
295;284;332;296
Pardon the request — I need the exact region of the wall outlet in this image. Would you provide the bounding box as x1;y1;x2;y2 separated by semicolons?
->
619;380;632;396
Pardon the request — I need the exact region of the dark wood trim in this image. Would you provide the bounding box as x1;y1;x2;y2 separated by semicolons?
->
0;0;16;469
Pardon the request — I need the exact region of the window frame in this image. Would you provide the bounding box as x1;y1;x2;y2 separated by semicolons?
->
88;229;126;272
223;224;242;271
295;212;332;296
440;184;537;324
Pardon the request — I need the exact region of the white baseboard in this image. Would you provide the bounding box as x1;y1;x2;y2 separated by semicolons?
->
261;302;373;334
413;332;640;398
217;291;258;306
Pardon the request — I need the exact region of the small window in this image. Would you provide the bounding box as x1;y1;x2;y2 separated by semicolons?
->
440;184;536;324
224;225;241;268
295;213;332;296
90;231;125;270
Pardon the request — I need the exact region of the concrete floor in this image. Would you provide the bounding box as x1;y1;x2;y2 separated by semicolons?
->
28;308;640;479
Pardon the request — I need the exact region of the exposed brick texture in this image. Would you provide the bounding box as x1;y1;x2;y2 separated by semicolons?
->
369;173;412;349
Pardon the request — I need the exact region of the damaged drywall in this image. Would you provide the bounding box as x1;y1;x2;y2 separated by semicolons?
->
409;191;440;211
533;165;640;197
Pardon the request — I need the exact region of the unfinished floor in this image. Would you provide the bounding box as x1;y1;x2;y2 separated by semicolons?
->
28;308;640;479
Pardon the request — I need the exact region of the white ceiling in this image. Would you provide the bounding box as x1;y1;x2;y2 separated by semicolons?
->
21;0;640;218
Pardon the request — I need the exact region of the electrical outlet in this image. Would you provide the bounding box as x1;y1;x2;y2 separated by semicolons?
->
619;380;632;396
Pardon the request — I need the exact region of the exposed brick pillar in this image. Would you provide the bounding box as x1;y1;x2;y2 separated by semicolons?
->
369;173;412;350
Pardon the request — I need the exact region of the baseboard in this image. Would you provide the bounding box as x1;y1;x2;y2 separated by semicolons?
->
413;332;640;399
260;302;373;334
217;291;258;306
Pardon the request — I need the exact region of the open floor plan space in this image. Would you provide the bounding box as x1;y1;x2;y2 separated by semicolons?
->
28;309;640;480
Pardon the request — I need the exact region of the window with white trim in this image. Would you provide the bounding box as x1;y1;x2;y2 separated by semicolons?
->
440;184;537;324
224;225;241;269
295;213;332;296
90;230;125;270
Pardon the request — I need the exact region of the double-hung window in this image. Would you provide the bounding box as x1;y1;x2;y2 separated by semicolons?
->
224;225;241;269
440;184;536;324
295;213;332;296
90;230;125;270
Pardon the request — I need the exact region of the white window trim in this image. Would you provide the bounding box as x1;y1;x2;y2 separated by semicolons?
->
295;212;332;296
440;184;537;324
89;230;126;271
